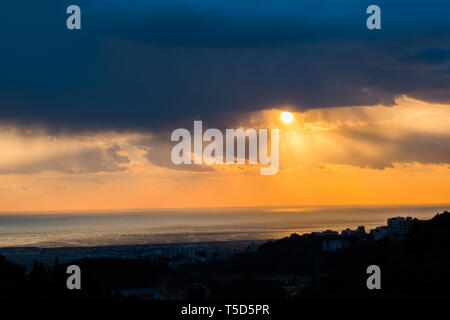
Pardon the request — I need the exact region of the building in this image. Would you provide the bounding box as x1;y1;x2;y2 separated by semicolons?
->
357;226;366;235
245;241;259;253
161;246;179;259
118;287;166;300
215;249;233;261
341;226;366;237
371;226;391;240
370;216;414;240
387;216;413;235
313;230;339;237
322;240;344;251
341;228;357;237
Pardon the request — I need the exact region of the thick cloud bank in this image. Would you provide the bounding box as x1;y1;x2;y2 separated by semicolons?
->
0;1;449;131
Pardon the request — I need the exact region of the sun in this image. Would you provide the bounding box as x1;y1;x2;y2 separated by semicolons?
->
280;111;294;124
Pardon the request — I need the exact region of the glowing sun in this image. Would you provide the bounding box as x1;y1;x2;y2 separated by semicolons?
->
280;111;294;124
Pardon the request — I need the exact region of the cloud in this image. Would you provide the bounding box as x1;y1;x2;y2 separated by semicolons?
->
129;136;215;172
3;97;447;175
330;126;450;169
268;97;450;170
0;145;130;175
0;128;131;174
120;97;450;172
0;1;449;132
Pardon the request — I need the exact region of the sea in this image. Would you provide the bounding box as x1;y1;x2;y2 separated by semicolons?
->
0;204;448;248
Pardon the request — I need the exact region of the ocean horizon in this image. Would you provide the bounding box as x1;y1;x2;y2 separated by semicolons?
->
0;204;448;248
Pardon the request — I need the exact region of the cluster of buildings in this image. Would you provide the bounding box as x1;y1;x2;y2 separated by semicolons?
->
341;226;366;237
320;226;368;251
312;230;339;237
370;216;413;240
1;217;415;268
143;241;259;268
322;240;345;251
318;216;414;251
0;241;260;270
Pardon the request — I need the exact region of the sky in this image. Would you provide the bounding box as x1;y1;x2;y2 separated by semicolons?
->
0;1;449;211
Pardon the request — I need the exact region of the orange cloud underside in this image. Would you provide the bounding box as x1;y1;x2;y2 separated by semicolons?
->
0;96;449;211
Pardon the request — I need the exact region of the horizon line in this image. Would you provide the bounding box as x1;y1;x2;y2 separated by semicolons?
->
0;202;449;215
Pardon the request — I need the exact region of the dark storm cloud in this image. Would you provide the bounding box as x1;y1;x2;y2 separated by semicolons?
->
0;1;449;131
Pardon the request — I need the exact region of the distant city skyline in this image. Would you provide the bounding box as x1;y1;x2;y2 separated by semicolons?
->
0;212;424;270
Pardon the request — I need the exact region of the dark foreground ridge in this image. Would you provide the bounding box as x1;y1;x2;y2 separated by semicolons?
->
1;211;449;300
